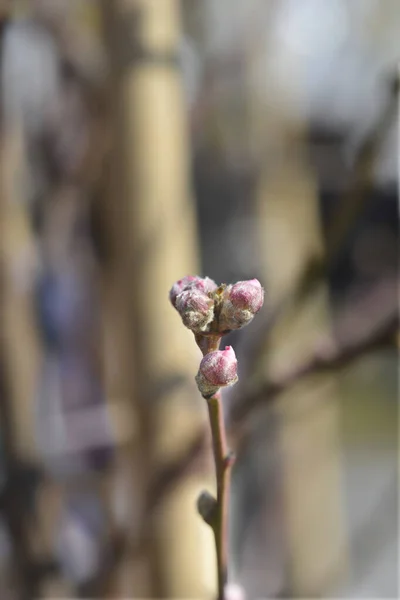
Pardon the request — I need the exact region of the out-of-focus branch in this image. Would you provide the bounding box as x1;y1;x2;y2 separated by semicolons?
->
146;428;209;515
0;9;49;598
244;76;399;367
229;276;398;428
324;79;398;263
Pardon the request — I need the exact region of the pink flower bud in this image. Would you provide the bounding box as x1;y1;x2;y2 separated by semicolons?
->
196;346;238;397
194;276;218;295
230;279;264;313
169;275;199;307
219;279;264;331
169;275;217;308
175;288;214;332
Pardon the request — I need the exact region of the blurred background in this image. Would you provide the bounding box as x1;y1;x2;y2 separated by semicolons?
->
0;0;398;598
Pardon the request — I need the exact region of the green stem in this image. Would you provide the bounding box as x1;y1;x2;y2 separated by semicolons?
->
207;391;233;600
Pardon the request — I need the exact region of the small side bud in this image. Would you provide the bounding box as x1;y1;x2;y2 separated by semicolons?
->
224;450;236;469
195;346;238;397
197;490;217;526
169;275;217;308
176;288;214;332
219;279;264;331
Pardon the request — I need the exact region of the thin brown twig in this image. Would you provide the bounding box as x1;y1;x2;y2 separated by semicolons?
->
128;361;234;600
195;322;234;600
206;391;233;600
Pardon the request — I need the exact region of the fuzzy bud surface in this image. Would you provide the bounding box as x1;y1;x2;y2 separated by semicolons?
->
175;288;214;332
169;275;199;307
169;275;217;308
219;279;264;331
196;346;238;396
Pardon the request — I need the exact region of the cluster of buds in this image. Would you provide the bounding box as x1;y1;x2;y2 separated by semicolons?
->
169;275;264;397
170;276;261;598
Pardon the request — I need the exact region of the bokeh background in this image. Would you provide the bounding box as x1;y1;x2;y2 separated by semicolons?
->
0;0;398;598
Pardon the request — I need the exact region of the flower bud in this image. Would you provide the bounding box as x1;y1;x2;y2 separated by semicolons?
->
169;275;199;307
219;279;264;331
194;276;218;295
230;279;264;313
175;288;214;332
195;346;238;397
169;275;217;308
197;490;217;526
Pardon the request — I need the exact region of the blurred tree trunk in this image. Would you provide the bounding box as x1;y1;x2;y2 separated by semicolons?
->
247;41;349;594
0;122;39;463
0;69;66;599
101;1;215;597
255;143;348;596
252;121;349;595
